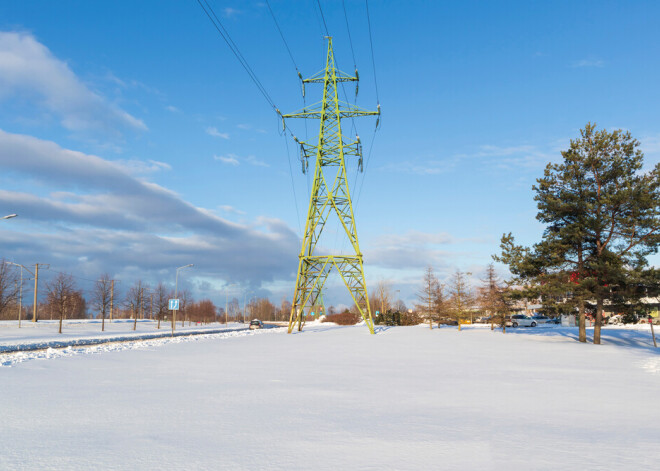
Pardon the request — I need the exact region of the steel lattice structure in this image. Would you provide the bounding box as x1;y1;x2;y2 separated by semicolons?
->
281;37;379;334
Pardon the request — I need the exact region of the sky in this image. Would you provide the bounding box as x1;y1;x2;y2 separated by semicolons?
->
1;0;660;311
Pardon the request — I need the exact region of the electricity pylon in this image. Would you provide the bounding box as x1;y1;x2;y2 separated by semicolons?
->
281;37;380;334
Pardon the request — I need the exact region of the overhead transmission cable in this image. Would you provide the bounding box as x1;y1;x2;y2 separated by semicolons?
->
365;0;380;104
265;0;300;75
316;0;331;36
195;0;303;231
353;0;381;209
196;0;277;112
342;0;358;70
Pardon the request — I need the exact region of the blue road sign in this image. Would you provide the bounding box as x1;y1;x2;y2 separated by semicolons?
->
169;298;180;310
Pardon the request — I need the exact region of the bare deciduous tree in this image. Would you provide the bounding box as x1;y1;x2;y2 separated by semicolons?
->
478;263;509;331
0;260;19;320
46;273;76;334
125;280;147;331
92;274;112;332
448;269;474;331
415;266;441;329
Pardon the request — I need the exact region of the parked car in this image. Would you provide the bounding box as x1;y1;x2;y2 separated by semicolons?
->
437;317;458;326
608;314;623;325
532;315;551;324
249;319;263;330
510;314;538;327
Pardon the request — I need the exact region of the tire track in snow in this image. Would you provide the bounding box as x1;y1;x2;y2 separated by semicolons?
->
1;327;285;367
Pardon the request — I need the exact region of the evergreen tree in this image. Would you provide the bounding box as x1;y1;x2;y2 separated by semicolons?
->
495;123;660;344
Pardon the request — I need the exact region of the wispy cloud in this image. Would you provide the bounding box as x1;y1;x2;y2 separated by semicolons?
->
115;158;172;175
223;7;241;18
214;154;239;166
0;31;147;136
165;105;180;113
206;126;230;139
571;58;605;68
384;141;564;176
213;153;269;167
220;205;246;215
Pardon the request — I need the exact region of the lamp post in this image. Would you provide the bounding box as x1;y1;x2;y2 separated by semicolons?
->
6;262;25;327
225;283;236;326
243;291;253;323
172;264;193;335
4;261;46;323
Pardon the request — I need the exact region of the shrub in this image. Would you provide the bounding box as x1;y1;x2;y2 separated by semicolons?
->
321;310;361;325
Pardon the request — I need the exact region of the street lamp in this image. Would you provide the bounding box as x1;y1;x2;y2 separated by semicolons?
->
243;290;253;323
225;283;236;325
172;264;193;334
1;214;17;220
4;261;44;324
5;262;27;327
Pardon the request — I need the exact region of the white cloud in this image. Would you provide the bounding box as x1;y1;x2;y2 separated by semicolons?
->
0;128;300;288
219;205;246;215
115;158;172;175
214;154;240;166
571;58;605;68
223;7;241;18
245;155;269;167
165;105;180;113
385;141;563;176
213;153;269;167
0;31;147;135
206;126;230;139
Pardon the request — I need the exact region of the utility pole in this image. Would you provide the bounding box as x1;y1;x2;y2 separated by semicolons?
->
110;280;115;323
281;37;380;334
173;264;193;336
30;263;48;322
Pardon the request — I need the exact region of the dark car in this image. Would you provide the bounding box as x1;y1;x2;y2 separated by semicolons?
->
249;319;263;330
437;317;458;326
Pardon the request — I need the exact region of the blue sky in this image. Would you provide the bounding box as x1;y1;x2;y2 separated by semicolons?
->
1;0;660;309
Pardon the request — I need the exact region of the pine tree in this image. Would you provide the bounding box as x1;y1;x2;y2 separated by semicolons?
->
495;123;660;344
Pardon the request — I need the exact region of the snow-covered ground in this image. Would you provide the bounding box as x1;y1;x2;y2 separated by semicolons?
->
0;319;249;352
1;323;659;470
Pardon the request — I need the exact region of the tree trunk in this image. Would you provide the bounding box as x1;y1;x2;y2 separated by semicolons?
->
59;311;63;334
133;308;137;331
101;311;105;332
578;300;586;343
429;318;432;330
594;294;603;345
157;315;161;329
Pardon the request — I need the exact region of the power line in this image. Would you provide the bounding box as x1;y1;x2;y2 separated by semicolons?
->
283;131;303;234
342;0;357;70
265;0;300;74
316;0;331;37
195;0;303;235
365;0;380;104
196;0;277;111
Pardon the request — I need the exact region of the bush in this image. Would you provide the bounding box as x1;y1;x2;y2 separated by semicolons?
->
321;310;361;325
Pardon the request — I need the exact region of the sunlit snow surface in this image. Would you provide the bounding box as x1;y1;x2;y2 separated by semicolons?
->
1;322;659;470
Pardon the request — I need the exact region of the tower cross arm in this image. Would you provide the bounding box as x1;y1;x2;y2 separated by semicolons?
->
303;68;358;84
282;101;380;120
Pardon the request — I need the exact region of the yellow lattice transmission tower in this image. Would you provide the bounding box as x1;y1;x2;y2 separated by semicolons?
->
281;37;380;334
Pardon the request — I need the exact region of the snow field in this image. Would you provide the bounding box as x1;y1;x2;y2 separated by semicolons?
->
1;324;658;470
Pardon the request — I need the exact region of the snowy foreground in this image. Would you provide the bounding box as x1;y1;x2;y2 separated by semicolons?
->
1;323;659;470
